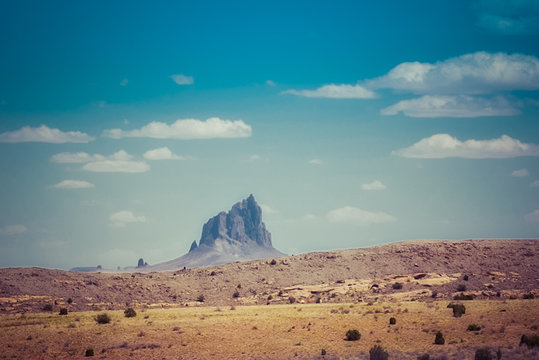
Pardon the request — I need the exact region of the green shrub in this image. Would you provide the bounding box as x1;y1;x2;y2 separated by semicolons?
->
42;304;53;311
457;284;467;292
232;291;240;298
96;313;111;324
467;324;481;331
520;334;539;348
197;294;205;302
124;308;136;318
447;303;466;317
345;329;361;341
369;345;389;360
463;274;469;281
270;259;277;265
67;298;73;304
389;317;396;325
289;296;296;304
474;347;492;360
85;348;94;357
392;282;403;290
523;293;535;299
434;331;445;345
59;308;68;315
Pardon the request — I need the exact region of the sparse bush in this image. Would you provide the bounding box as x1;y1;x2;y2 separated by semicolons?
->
523;293;535;299
321;348;326;356
389;317;396;325
85;348;94;357
124;308;137;318
345;329;361;341
67;298;73;304
454;294;474;301
270;259;277;265
392;282;403;290
463;275;469;281
520;334;539;348
42;304;53;312
96;313;111;324
267;295;273;300
417;354;430;360
289;296;296;304
474;347;492;360
434;331;445;345
447;303;466;317
197;295;205;302
431;291;438;298
232;291;240;298
210;271;216;276
369;344;389;360
457;284;467;292
468;324;481;331
59;308;68;315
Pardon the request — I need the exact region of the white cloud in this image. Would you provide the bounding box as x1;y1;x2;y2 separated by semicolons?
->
327;206;396;225
381;95;519;118
531;180;539;187
120;78;129;86
109;211;146;227
0;224;27;235
260;204;278;215
309;159;324;165
103;117;252;140
266;80;276;86
282;84;376;99
368;52;539;94
0;125;94;143
512;169;529;177
52;180;95;189
143;147;184;160
170;74;194;85
524;209;539;222
393;134;539;159
361;180;387;191
51;152;105;163
249;154;261;162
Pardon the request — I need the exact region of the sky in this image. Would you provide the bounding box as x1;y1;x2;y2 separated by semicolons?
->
1;0;539;269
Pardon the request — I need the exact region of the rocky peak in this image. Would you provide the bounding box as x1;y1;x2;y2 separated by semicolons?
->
197;194;272;248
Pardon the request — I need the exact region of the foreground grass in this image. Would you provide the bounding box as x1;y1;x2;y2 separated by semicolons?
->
0;300;538;359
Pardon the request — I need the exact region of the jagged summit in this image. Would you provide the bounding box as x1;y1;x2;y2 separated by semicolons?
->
149;195;285;270
194;194;272;250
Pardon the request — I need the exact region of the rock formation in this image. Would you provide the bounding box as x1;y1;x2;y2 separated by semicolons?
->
149;195;285;270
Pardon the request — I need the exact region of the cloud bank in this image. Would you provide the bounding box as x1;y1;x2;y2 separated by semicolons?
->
0;125;94;143
327;206;396;225
393;134;539;159
103;117;252;140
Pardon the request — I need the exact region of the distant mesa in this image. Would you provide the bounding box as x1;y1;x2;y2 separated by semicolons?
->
71;265;102;273
149;194;285;270
137;258;148;268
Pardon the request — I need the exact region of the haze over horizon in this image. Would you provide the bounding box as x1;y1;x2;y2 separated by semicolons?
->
1;1;538;270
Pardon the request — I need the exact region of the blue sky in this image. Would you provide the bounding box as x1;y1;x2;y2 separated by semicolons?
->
1;0;538;269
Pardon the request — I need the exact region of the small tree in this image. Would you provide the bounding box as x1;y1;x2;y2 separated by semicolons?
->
369;345;389;360
389;317;396;325
475;348;492;360
124;308;137;318
434;331;445;345
59;308;68;315
345;329;361;341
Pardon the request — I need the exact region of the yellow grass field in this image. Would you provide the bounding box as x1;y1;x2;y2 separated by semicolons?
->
1;299;538;359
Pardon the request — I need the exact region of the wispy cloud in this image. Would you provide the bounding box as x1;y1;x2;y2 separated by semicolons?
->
381;95;519;118
143;147;184;160
283;84;376;99
368;52;539;94
511;169;529;177
120;78;129;86
327;206;396;225
361;180;387;191
393;134;539;159
109;211;146;227
52;180;95;189
524;209;539;222
531;180;539;187
475;0;539;34
51;152;105;163
308;159;324;165
266;80;276;86
260;204;278;215
170;74;194;85
103;117;252;140
0;224;27;235
0;125;94;143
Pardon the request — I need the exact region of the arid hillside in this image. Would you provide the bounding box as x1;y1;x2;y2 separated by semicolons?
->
0;239;537;314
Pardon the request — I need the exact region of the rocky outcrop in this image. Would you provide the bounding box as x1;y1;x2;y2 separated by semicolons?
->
150;195;285;270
